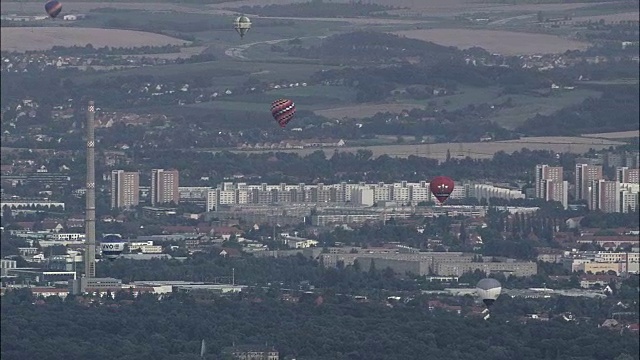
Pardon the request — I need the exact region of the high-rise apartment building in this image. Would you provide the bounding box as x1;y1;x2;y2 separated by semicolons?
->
589;180;620;213
151;169;179;206
544;180;569;209
616;167;639;184
575;164;603;203
535;165;563;198
110;170;139;209
534;165;567;208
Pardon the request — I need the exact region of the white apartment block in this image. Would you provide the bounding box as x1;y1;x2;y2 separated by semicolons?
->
473;184;525;202
620;183;639;213
594;251;639;264
204;181;530;211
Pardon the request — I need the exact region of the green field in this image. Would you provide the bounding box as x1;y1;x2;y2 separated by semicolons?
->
270;85;356;104
186;85;356;113
189;100;268;112
402;86;600;129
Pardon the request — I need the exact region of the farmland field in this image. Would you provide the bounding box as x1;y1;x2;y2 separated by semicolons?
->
582;130;640;139
0;27;189;52
569;11;640;23
229;136;627;161
314;103;426;119
208;0;612;17
314;86;601;127
393;29;589;55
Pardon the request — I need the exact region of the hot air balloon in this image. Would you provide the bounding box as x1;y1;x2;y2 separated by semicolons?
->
45;0;62;18
271;98;296;128
429;176;454;204
476;278;502;308
234;15;251;39
100;234;125;260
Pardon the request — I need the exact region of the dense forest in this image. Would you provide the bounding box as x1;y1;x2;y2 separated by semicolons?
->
2;145;575;187
120;148;574;185
289;32;461;65
517;85;640;136
1;288;638;360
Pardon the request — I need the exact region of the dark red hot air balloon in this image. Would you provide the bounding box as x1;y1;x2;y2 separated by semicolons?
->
430;176;455;204
271;98;296;128
45;0;62;18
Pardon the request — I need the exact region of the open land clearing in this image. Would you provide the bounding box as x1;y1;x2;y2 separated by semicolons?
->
394;29;589;55
0;27;188;52
228;136;626;161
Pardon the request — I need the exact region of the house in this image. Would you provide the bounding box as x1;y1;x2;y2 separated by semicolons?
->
601;319;619;329
215;247;242;258
41;221;64;233
222;345;279;360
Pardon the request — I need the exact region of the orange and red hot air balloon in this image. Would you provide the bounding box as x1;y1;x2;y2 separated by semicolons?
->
429;176;455;204
270;98;296;128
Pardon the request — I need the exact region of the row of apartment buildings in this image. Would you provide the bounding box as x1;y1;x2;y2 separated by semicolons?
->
111;165;638;213
538;250;640;275
111;172;526;210
205;182;524;211
535;165;639;212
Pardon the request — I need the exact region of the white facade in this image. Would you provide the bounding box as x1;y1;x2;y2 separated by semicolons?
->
619;183;639;213
50;233;85;241
203;180;532;210
351;187;374;206
473;184;525;202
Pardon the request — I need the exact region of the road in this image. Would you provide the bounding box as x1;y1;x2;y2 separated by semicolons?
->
488;14;534;26
225;35;326;60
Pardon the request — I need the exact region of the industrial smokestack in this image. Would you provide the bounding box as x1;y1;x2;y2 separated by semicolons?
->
84;100;96;278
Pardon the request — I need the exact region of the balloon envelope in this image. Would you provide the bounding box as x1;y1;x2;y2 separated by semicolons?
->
45;0;62;18
234;16;251;38
271;99;296;128
429;176;455;204
476;278;502;307
100;234;125;260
